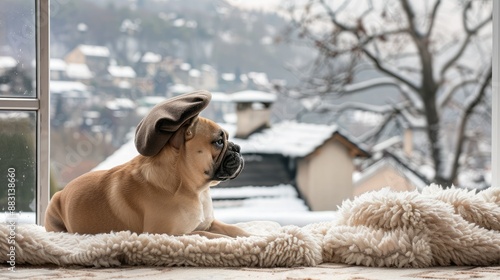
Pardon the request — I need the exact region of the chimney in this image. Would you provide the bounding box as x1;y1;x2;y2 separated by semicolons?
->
231;90;276;139
403;127;413;157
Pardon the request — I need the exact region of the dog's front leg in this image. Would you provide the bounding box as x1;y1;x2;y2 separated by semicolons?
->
189;230;229;239
205;219;250;238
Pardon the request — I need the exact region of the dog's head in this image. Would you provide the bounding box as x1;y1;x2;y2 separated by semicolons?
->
134;91;244;186
179;117;244;184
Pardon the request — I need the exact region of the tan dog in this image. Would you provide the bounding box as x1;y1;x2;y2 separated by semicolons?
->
45;91;249;238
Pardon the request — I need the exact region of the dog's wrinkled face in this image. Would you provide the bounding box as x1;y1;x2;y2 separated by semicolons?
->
179;117;244;186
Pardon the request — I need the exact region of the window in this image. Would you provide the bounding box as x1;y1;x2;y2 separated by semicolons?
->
0;0;49;224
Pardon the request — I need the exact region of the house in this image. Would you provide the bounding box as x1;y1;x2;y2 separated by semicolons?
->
50;80;91;127
353;149;430;196
170;63;215;90
220;90;370;211
199;64;218;91
49;58;67;80
64;44;110;76
107;65;137;90
66;63;93;83
199;91;236;124
135;51;162;78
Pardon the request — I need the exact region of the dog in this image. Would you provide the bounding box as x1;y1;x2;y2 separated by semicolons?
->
45;91;250;239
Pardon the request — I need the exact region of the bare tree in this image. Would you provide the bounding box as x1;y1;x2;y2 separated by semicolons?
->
281;0;492;187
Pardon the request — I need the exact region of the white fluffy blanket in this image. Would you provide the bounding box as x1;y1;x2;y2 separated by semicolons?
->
1;185;500;268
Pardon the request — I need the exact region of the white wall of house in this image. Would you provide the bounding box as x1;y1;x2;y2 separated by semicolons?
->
297;138;354;211
353;163;416;197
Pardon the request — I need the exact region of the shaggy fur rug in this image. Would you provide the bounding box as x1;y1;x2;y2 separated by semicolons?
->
1;185;500;268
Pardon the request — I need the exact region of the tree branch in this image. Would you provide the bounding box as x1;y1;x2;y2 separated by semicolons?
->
437;78;478;109
439;2;492;80
400;0;421;37
362;47;420;92
426;0;442;37
318;0;357;32
448;66;492;183
316;100;410;115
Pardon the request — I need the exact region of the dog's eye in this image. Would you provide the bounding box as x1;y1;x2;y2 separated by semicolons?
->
213;138;224;149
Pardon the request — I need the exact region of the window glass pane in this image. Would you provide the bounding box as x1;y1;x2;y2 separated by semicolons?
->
0;0;36;98
0;111;36;223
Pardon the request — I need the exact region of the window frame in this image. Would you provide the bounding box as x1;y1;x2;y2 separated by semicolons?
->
0;0;50;225
492;0;499;188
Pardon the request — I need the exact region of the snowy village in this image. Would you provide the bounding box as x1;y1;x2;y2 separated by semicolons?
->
0;0;499;278
0;0;493;223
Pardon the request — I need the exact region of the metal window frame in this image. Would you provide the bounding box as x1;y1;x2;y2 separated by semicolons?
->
37;0;50;225
492;0;500;188
0;0;50;225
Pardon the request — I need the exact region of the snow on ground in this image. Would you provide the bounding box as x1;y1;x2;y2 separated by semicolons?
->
211;184;297;199
212;184;338;226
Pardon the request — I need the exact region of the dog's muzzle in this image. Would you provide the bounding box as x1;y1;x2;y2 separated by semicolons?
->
211;142;244;181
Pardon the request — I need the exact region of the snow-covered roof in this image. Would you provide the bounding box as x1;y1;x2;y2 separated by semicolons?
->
230;90;277;103
66;63;93;79
169;84;194;94
141;52;162;63
221;73;235;82
78;44;110;57
247;72;269;85
211;92;232;102
179;63;191;71
108;65;136;78
354;156;428;191
355;150;429;191
106;98;136;110
212;184;337;226
173;18;186;27
400;109;426;128
0;56;17;68
50;58;67;71
189;69;201;78
50;80;88;94
230;121;367;158
201;64;215;72
137;96;167;107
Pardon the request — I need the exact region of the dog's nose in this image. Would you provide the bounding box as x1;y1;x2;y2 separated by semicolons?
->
231;143;241;153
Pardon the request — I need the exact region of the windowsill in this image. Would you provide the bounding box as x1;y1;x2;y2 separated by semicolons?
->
0;212;36;224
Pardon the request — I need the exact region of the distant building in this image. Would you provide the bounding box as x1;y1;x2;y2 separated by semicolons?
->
135;51;162;78
66;63;93;83
353;149;429;196
172;63;217;90
49;58;67;80
65;44;110;76
107;65;136;90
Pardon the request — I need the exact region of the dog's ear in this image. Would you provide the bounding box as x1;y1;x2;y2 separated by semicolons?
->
135;91;211;156
168;116;198;149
